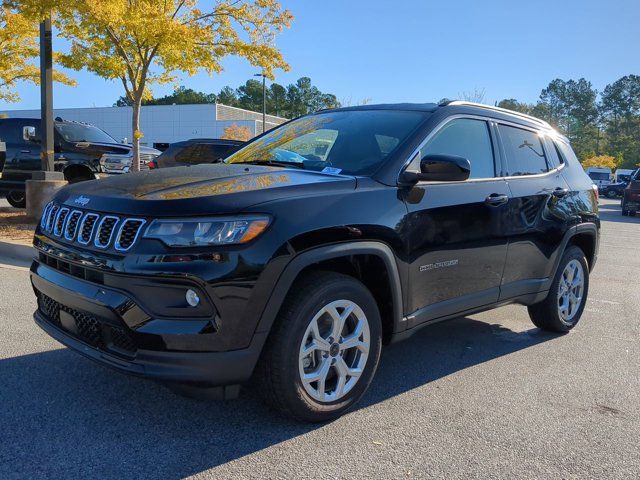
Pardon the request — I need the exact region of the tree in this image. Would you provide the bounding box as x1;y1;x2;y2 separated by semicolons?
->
51;0;292;171
221;123;253;141
496;98;534;115
217;86;239;107
0;6;73;102
581;155;617;170
600;75;640;169
236;79;265;112
537;78;599;159
114;86;216;107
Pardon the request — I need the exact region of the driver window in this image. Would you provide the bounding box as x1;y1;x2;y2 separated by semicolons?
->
419;118;496;179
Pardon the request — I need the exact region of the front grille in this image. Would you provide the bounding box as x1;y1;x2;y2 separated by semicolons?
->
78;213;99;244
53;208;70;236
94;216;119;248
36;290;136;356
40;203;146;252
115;219;145;251
64;211;83;240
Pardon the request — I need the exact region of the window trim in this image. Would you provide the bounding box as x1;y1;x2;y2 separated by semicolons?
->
397;114;501;184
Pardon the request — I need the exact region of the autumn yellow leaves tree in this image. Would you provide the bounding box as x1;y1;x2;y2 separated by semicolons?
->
10;0;292;171
0;6;74;102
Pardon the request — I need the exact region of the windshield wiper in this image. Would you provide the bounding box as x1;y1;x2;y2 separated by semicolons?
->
239;160;305;169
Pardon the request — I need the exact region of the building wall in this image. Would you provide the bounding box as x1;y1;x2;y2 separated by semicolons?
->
0;103;288;147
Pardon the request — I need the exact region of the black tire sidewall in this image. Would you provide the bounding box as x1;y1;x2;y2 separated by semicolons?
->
278;275;382;421
6;191;26;208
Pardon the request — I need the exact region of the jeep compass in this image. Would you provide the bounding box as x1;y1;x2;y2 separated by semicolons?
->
31;102;600;422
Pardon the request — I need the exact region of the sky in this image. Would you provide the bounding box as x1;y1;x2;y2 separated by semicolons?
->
3;0;640;111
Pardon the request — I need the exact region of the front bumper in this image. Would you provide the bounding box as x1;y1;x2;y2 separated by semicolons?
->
31;260;266;387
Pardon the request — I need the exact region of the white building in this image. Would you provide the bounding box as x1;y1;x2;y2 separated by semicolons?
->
0;103;287;149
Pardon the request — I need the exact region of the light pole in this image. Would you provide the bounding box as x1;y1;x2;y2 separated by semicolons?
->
254;72;266;133
25;16;65;219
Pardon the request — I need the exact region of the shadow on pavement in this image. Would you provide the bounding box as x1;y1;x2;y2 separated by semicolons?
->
0;316;557;479
0;240;35;269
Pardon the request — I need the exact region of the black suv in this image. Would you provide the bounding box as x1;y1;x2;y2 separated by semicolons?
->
0;118;160;207
30;102;599;422
153;138;245;169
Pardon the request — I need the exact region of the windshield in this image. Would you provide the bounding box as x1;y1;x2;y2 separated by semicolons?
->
225;110;428;176
588;172;610;181
55;122;117;144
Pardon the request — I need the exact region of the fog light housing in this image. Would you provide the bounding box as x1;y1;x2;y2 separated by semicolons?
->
185;289;200;307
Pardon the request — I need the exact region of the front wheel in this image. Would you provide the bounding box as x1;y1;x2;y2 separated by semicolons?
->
257;271;382;422
606;189;617;199
528;245;589;332
5;191;26;208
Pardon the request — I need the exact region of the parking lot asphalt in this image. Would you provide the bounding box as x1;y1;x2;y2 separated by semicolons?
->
0;197;639;479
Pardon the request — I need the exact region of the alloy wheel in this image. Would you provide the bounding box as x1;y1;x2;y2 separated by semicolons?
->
298;299;370;403
557;259;584;323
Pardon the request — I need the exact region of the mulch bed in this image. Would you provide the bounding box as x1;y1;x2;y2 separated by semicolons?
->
0;207;36;243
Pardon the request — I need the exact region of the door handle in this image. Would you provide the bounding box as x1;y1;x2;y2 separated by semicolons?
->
485;193;509;206
552;187;569;198
20;150;30;153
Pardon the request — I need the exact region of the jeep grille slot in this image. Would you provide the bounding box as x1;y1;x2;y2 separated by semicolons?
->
45;204;60;232
53;208;70;236
40;202;53;229
94;216;119;248
115;219;145;251
78;213;99;244
64;211;83;241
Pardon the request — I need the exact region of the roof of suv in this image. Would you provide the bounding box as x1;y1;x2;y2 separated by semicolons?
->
322;101;553;131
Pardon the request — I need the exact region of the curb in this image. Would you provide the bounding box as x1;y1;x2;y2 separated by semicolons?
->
0;239;35;270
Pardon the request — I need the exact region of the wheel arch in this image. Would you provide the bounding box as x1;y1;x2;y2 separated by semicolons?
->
63;163;96;183
254;241;405;345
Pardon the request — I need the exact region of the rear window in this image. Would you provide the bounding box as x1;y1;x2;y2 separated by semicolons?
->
499;125;549;176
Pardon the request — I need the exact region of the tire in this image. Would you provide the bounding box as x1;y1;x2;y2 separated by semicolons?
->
257;271;382;422
67;174;95;184
528;245;589;333
631;211;637;217
6;191;26;208
606;190;617;199
622;210;629;216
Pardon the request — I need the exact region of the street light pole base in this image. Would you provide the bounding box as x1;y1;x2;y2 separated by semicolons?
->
25;171;67;221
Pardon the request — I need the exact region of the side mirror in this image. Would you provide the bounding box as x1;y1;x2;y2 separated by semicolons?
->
403;154;471;183
23;126;37;142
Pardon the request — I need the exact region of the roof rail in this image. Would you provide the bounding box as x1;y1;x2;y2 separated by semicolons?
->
444;100;553;130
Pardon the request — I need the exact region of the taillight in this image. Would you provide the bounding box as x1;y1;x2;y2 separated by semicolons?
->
148;160;158;170
592;184;599;201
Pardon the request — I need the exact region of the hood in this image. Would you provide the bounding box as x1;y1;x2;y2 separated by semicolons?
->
56;163;357;216
65;141;161;157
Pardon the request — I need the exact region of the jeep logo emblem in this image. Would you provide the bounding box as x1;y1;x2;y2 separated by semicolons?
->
74;195;91;206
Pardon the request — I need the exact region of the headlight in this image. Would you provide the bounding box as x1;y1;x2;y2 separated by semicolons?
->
144;216;270;247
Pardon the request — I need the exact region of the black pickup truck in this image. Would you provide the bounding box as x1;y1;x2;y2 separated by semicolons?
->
0;117;160;207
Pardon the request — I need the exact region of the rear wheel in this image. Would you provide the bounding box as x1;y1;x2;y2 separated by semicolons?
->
5;191;26;208
257;271;382;422
606;189;617;199
528;246;589;333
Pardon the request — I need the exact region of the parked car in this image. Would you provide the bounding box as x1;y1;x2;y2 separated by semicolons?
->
30;101;599;422
614;168;635;183
152;138;245;169
585;167;612;187
622;168;640;216
599;181;628;198
0;118;160;208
